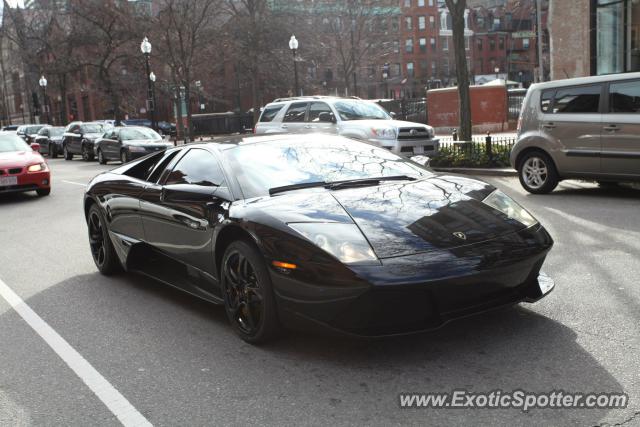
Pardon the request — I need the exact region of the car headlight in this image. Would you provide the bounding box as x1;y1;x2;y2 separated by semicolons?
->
288;223;379;265
27;163;47;172
482;190;537;227
371;127;396;139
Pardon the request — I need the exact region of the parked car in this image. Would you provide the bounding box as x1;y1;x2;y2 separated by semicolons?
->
35;126;65;158
84;133;554;343
511;71;640;194
63;122;109;161
1;125;19;132
122;118;177;136
254;96;439;157
16;124;48;144
95;126;173;164
0;132;50;196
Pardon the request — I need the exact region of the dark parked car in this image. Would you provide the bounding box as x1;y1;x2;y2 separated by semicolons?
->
17;124;48;144
1;125;19;132
95;126;173;164
63;122;108;161
122;118;177;136
84;134;554;343
35;126;65;158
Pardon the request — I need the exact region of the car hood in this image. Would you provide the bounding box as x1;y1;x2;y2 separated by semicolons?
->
0;150;43;168
246;175;531;259
341;119;433;130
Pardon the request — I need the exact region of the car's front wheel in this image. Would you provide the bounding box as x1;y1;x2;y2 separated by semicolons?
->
120;149;130;164
36;188;50;197
87;204;120;275
97;149;107;165
82;144;95;161
518;151;559;194
64;145;73;160
221;241;281;344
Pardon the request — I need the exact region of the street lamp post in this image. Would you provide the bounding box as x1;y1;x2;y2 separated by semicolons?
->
495;66;500;81
39;75;48;124
289;35;300;97
149;71;158;129
140;37;156;130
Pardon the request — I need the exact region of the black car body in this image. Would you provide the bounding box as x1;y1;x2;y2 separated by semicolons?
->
1;125;19;132
35;126;65;157
17;124;48;144
95;126;174;164
63;122;108;161
84;134;554;343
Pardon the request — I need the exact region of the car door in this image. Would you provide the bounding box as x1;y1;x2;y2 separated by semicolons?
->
66;125;82;153
305;102;338;134
280;102;309;133
600;78;640;178
139;147;230;280
541;84;603;176
35;128;48;154
102;129;119;159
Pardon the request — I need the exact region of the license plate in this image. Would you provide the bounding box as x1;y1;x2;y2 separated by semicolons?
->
413;146;424;154
0;176;18;187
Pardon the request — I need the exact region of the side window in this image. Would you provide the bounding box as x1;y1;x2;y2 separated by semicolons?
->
308;102;335;122
147;149;180;183
552;84;601;114
165;149;225;187
71;125;80;134
259;105;284;122
540;90;554;113
609;80;640;113
38;128;47;136
283;102;308;122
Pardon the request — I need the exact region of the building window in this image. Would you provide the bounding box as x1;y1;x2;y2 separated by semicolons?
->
407;62;414;77
418;0;424;6
477;39;483;51
405;16;413;31
430;37;436;50
406;38;414;53
420;60;428;73
418;16;426;30
393;40;400;53
499;37;505;50
392;63;401;77
419;37;427;52
429;15;435;29
443;57;449;76
431;61;437;76
465;36;470;50
429;0;434;6
442;37;449;51
523;38;530;49
595;0;640;74
391;17;399;32
404;0;411;7
490;38;496;51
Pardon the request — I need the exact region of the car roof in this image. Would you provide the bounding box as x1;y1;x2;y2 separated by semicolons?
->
270;96;361;103
530;71;640;91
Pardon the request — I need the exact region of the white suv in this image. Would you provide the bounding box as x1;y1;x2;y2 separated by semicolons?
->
254;96;439;157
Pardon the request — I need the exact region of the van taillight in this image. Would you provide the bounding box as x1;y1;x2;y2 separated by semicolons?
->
516;116;522;135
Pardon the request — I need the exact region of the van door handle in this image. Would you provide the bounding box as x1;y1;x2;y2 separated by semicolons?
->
542;122;556;129
281;124;288;129
603;125;620;132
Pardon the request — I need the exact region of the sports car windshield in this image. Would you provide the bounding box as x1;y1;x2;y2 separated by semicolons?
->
224;139;432;198
0;134;30;152
333;100;391;121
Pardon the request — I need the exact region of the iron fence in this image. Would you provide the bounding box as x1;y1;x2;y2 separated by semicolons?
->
432;136;517;167
376;98;427;124
508;89;527;121
192;112;254;136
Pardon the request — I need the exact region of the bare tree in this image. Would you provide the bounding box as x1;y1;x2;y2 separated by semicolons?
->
445;0;472;141
154;0;222;140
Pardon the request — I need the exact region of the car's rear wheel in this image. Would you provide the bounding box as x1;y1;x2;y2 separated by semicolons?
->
518;151;559;194
97;149;107;165
221;241;280;344
87;204;120;275
36;188;50;197
64;145;73;160
50;143;58;159
82;144;94;161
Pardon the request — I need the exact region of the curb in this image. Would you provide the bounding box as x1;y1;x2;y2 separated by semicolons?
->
432;167;517;177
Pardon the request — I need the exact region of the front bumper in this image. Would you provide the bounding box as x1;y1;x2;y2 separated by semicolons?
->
272;224;553;337
0;170;50;194
127;145;172;159
374;138;440;157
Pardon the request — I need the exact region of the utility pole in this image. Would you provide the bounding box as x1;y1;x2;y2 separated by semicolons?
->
536;0;545;82
350;20;358;97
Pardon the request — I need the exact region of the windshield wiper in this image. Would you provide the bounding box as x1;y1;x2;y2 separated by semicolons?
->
326;175;417;190
269;181;327;195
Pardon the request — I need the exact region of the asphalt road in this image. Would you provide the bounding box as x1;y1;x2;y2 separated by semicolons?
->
0;158;639;427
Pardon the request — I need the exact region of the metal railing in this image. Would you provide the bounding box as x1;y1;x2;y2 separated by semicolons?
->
432;135;517;167
376;98;428;124
508;89;527;121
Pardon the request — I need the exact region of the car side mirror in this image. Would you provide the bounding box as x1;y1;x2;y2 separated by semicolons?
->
30;142;41;152
162;184;218;203
318;112;336;123
410;155;431;167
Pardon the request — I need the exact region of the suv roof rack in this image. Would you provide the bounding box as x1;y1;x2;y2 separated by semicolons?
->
272;95;361;103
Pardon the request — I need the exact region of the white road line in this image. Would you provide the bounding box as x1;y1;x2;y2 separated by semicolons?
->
61;180;87;187
0;277;152;427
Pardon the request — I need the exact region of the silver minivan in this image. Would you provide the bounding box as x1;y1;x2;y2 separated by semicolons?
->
510;72;640;193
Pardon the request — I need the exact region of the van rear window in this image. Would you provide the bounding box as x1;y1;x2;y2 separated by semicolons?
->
540;90;554;113
259;105;284;122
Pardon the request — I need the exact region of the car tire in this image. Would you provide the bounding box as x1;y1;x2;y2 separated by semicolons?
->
517;150;559;194
120;149;130;164
64;145;73;160
221;240;281;344
51;144;58;159
48;144;54;158
87;204;120;276
36;188;51;197
82;144;95;161
98;149;107;165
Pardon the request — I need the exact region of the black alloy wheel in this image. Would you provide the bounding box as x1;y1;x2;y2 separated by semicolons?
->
98;149;107;165
221;241;280;343
82;144;94;161
87;204;119;275
64;145;73;160
120;149;130;164
48;144;54;158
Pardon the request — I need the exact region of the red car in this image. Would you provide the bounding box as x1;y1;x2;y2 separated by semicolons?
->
0;133;51;197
